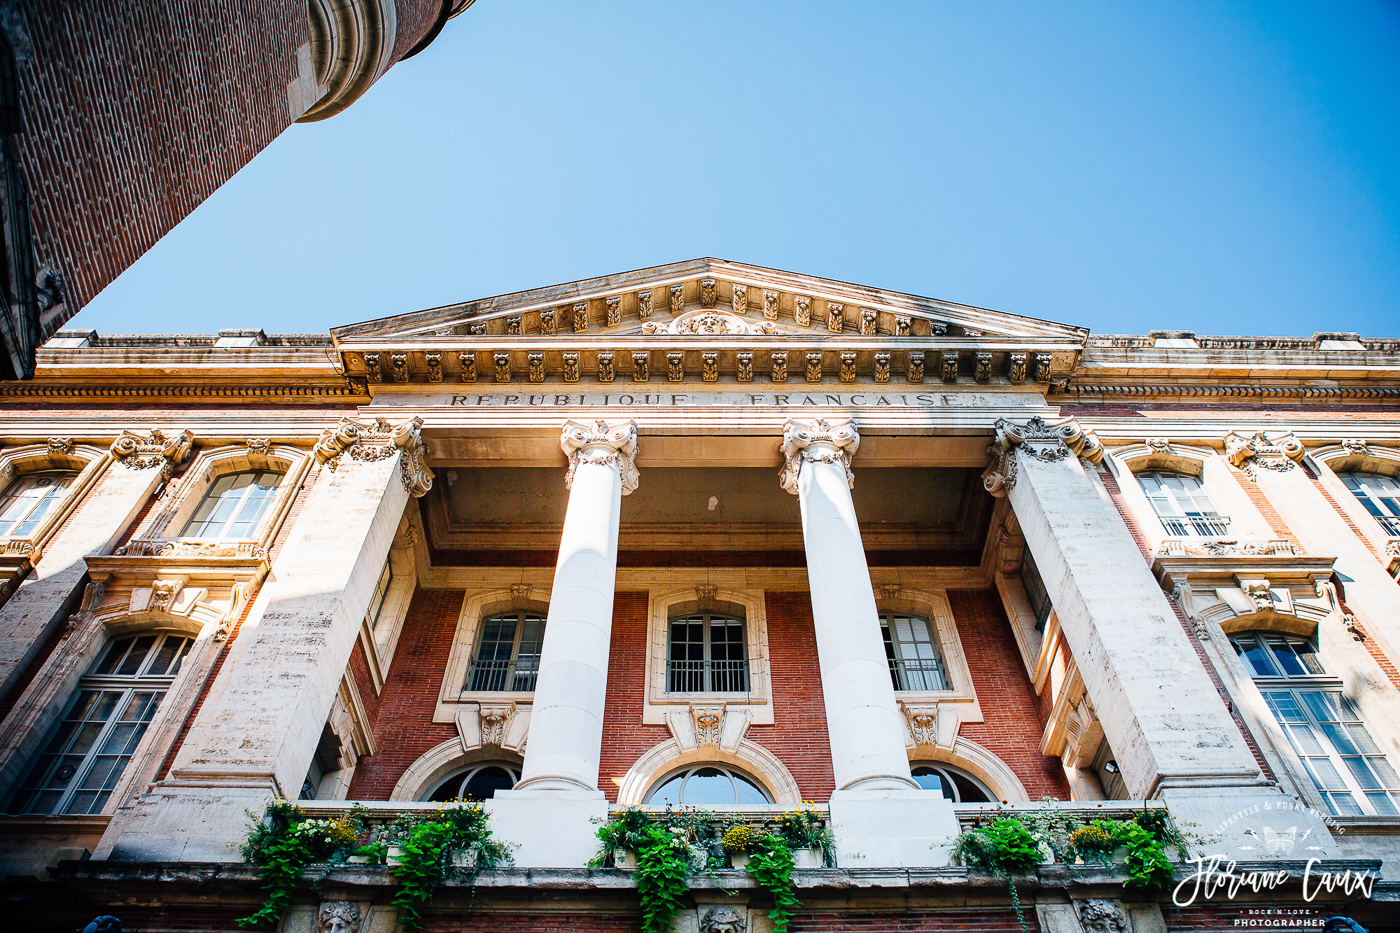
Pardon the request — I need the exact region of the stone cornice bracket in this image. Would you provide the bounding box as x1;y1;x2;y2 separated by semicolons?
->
561;419;640;495
982;416;1103;498
779;417;859;495
313;417;361;468
312;416;434;497
392;416;434;497
109;428;194;479
1224;430;1304;477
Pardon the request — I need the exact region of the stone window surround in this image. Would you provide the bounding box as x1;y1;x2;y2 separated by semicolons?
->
614;735;803;806
908;735;1029;803
0;443;109;590
642;586;773;726
1308;442;1400;564
355;511;420;694
877;588;983;741
389;737;526;801
1103;441;1275;553
434;587;553;723
132;443;311;550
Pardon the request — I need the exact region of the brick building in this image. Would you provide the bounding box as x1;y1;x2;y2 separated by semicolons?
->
0;0;474;380
0;258;1397;930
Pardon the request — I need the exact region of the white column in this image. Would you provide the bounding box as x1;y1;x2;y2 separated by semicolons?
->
516;419;638;792
780;418;916;792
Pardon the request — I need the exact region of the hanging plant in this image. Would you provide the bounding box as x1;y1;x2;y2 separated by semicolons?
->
746;834;801;933
236;801;366;928
636;824;691;933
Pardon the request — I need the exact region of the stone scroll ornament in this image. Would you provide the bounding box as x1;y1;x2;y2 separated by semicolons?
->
109;428;195;478
312;416;434;497
779;417;859;494
981;416;1103;498
561;419;640;495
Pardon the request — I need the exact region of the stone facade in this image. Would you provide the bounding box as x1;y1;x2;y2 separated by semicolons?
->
0;259;1397;929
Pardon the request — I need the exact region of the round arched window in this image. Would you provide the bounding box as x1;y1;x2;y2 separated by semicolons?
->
424;763;519;802
911;764;992;802
645;765;771;806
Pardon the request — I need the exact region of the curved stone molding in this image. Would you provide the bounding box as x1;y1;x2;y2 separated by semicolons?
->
1223;430;1304;476
313;416;434;497
300;0;397;123
561;419;639;495
614;737;803;806
982;416;1103;497
388;737;524;801
640;308;782;337
110;428;194;478
778;417;859;494
907;735;1030;803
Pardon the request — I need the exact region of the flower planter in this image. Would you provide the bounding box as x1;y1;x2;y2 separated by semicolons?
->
452;849;477;869
347;855;370;864
386;845;406;865
728;852;751;870
791;848;822;869
613;849;638;870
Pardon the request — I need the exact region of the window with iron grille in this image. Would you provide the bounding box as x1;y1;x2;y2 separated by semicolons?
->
1138;470;1230;537
880;612;948;691
1338;471;1400;537
465;611;546;692
667;612;749;693
1019;550;1053;631
1230;633;1400;817
5;632;192;815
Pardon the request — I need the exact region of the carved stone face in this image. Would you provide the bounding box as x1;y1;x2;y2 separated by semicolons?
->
700;905;747;933
315;901;361;933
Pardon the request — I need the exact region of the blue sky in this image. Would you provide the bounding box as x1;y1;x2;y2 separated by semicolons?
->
71;0;1400;338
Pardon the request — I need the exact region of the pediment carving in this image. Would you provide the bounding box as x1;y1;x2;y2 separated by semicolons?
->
640;308;784;337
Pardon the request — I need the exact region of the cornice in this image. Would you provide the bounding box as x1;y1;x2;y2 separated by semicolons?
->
1054;382;1400;402
0;381;370;404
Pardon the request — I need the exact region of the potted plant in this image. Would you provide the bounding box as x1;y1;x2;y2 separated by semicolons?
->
591;807;655;870
721;824;754;869
775;803;834;868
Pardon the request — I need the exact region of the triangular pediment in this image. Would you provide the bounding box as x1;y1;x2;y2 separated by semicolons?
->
330;258;1087;343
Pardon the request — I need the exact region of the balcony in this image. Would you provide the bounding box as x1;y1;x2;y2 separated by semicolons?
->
465;658;538;692
1373;514;1400;536
667;658;749;692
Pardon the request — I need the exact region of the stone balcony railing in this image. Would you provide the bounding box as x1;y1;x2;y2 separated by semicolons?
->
1155;537;1301;558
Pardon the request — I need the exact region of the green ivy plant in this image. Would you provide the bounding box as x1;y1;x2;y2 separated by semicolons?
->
636;824;691;933
387;804;515;933
746;834;801;933
237;801;366;928
950;816;1043;932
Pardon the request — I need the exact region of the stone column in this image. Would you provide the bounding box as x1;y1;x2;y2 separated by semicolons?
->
983;418;1335;854
781;418;961;869
97;418;431;862
779;417;916;792
493;420;637;867
516;419;638;792
986;416;1261;796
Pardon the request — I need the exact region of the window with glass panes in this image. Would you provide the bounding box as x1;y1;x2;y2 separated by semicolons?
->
1019;551;1053;631
666;612;748;692
180;470;283;538
5;632;192;815
880;612;949;691
0;471;77;538
366;557;393;631
1138;471;1230;537
1230;633;1400;816
465;611;546;692
1338;471;1400;537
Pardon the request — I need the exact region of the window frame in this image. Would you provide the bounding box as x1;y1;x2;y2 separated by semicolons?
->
1229;632;1400;817
464;609;548;693
1137;469;1231;538
4;631;194;816
643;762;774;806
1337;470;1400;537
423;761;522;802
910;762;994;803
879;609;950;692
178;469;285;540
666;609;750;694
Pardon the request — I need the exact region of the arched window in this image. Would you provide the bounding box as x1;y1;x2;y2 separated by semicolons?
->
1338;471;1400;536
5;632;193;815
667;611;749;692
911;764;993;802
880;611;948;691
1230;633;1400;816
465;611;546;692
1138;471;1229;537
0;471;78;538
645;764;771;805
180;470;283;539
424;762;520;802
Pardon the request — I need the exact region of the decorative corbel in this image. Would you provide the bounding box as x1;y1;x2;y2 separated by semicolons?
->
1224;430;1305;476
732;283;748;316
110;428;195;479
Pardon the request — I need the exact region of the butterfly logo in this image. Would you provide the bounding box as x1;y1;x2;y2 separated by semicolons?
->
1263;826;1297;855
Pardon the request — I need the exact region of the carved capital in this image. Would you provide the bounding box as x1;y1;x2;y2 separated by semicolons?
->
982;416;1103;498
561;419;639;495
1224;430;1304;476
110;428;194;478
779;417;859;495
313;417;434;497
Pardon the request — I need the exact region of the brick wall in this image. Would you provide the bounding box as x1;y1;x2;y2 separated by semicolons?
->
347;588;462;799
9;0;446;322
598;591;671;800
948;588;1070;800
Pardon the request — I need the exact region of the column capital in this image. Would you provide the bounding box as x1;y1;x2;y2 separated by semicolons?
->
109;427;194;478
982;416;1103;497
561;419;639;495
313;416;434;497
779;417;859;494
1223;429;1304;477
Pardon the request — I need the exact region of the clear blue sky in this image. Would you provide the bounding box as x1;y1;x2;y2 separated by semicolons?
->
70;0;1400;338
